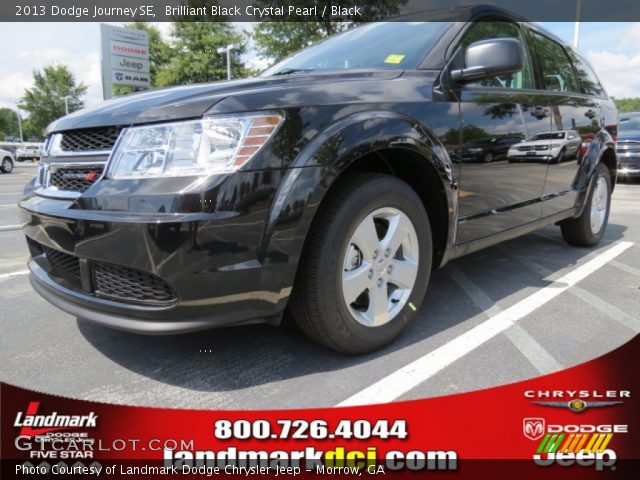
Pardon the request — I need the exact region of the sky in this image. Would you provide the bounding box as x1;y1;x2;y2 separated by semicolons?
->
0;21;638;112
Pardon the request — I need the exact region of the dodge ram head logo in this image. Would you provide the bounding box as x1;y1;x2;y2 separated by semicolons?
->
523;418;545;440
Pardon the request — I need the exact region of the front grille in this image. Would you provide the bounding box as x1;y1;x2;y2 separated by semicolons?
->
620;158;640;169
517;145;549;151
616;141;640;154
43;246;81;286
59;126;123;152
93;263;176;304
50;165;104;192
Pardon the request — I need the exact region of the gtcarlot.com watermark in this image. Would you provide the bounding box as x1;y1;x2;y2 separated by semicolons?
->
15;434;194;459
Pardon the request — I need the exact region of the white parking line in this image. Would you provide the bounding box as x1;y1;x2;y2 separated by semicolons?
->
609;260;640;278
336;241;633;406
446;265;562;374
0;269;29;279
0;204;17;208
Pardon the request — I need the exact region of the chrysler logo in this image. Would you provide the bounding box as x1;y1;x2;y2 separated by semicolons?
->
523;417;545;441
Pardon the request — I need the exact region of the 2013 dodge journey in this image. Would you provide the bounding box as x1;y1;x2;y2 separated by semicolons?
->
20;7;618;354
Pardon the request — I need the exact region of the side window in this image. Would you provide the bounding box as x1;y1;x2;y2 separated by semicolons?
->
572;54;605;97
529;32;579;93
456;21;533;89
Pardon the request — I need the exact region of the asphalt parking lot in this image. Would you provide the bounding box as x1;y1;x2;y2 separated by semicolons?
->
1;162;638;409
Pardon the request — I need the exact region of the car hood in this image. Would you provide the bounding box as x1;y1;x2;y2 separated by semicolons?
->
46;70;404;134
617;131;640;142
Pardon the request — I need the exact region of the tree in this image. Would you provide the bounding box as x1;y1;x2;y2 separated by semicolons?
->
157;22;246;86
18;65;87;135
252;0;407;62
614;98;640;113
253;23;328;63
0;108;20;140
113;22;174;95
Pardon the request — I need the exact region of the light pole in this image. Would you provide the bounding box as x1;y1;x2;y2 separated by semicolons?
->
216;44;236;80
573;0;582;48
15;106;23;143
62;95;71;115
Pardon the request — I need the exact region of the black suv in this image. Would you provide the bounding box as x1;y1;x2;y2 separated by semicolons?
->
617;112;640;179
20;8;618;354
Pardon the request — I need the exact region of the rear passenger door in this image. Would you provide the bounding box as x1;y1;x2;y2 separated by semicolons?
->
526;29;603;215
452;21;550;244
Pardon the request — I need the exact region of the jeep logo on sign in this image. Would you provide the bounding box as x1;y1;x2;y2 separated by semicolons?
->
119;58;143;70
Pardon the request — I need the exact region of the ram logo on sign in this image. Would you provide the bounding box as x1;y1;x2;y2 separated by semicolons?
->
523;418;546;441
100;24;150;99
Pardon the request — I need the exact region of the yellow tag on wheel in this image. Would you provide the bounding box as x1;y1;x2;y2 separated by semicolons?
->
384;54;405;64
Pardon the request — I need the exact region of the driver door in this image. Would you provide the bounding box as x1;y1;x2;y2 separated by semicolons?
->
452;21;551;244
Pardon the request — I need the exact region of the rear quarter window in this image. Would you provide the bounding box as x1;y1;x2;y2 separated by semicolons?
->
571;53;606;97
529;31;579;93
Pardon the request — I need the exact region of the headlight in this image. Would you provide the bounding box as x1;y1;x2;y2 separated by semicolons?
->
107;113;283;179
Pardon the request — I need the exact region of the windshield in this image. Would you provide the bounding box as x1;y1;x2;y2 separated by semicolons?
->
529;132;566;141
261;22;451;76
619;116;640;132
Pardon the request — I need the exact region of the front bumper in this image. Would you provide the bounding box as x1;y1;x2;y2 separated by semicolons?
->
19;168;324;333
618;158;640;177
507;147;560;162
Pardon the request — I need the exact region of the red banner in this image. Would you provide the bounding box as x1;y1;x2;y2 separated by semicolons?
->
2;336;638;479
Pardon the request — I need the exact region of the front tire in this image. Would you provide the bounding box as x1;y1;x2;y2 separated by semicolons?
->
289;174;432;354
1;157;13;173
560;163;611;247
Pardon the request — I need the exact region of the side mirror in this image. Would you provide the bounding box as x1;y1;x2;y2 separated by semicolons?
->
451;37;524;83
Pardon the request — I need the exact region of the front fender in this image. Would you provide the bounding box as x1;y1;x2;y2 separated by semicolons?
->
261;111;456;309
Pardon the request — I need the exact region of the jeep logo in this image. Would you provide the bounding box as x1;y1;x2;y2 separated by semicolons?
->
119;58;143;70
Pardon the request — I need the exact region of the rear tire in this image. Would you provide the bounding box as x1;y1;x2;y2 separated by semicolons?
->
1;157;13;173
289;173;432;354
560;163;611;247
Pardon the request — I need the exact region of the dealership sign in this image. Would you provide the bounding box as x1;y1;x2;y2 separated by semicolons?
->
100;24;150;98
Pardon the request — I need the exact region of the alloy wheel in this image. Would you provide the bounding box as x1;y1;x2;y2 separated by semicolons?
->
341;207;419;327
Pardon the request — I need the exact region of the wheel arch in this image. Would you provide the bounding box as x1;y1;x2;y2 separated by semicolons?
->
263;112;457;312
573;128;617;217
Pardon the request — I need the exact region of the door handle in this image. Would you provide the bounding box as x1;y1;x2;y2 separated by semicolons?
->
585;109;597;119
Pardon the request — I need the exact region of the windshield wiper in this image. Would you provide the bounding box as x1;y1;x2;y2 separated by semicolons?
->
272;68;314;76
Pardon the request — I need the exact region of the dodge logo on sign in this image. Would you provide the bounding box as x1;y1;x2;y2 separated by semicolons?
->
523;418;545;441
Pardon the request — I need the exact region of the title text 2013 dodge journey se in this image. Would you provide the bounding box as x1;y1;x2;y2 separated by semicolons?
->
20;9;618;354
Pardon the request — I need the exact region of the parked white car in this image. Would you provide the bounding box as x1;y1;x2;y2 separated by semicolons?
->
0;148;14;173
508;130;582;163
15;143;42;162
